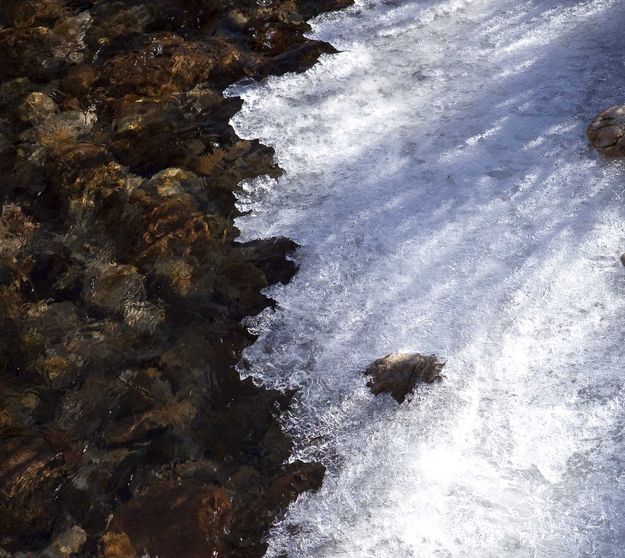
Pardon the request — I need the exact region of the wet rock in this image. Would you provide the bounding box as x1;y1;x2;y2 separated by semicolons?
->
57;374;125;438
226;9;250;31
108;97;192;171
17;92;58;123
24;301;80;340
123;300;165;333
100;532;136;558
44;142;113;192
102;480;234;558
51;12;92;65
175;459;223;484
1;0;74;29
587;105;625;156
263;460;326;510
103;400;196;447
87;4;151;45
365;352;445;403
0;385;39;437
42;525;87;558
28;107;98;147
236;237;299;286
0;12;90;82
0;437;67;546
102;35;216;97
0;27;61;81
83;263;145;315
62;64;98;97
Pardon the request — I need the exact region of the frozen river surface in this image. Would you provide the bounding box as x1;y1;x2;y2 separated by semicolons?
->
228;0;625;555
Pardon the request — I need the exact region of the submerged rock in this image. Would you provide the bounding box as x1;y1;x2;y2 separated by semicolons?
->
42;526;87;558
0;0;353;554
102;481;234;558
365;352;445;403
587;105;625;156
82;263;145;315
17;91;57;123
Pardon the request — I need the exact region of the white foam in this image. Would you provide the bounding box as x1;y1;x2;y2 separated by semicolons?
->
227;0;625;555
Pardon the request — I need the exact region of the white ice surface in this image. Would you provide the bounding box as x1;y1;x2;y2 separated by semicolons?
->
227;0;625;556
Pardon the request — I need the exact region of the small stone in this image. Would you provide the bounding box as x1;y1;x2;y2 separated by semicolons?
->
587;105;625;156
83;263;145;315
18;92;57;123
365;352;444;403
43;525;87;558
226;9;249;31
620;253;625;267
101;532;136;558
63;64;99;96
123;300;165;333
103;400;196;446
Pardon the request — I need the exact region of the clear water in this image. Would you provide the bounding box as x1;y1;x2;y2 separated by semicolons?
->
227;0;625;555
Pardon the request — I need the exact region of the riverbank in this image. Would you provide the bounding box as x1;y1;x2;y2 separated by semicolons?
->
0;1;350;556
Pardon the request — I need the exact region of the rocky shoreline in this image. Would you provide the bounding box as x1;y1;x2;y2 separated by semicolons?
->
0;1;351;556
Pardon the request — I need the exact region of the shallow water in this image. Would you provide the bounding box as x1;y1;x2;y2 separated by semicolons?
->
227;1;625;555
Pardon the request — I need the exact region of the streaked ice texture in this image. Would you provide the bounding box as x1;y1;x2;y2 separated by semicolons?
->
227;0;625;555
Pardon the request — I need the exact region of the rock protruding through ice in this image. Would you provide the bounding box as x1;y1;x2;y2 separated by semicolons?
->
588;105;625;157
365;353;444;403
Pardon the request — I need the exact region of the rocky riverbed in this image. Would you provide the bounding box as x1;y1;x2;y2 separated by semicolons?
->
0;1;351;556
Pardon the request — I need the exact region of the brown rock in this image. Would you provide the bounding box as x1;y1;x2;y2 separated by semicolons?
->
175;459;223;484
83;263;145;315
0;437;67;542
101;532;136;558
123;301;165;333
88;4;150;45
50;12;92;65
102;35;215;97
1;0;72;28
104;400;196;447
17;91;58;123
43;525;87;558
365;352;444;403
587;105;625;156
103;481;234;558
62;64;99;97
226;9;250;31
0;27;60;81
24;300;80;339
264;460;325;510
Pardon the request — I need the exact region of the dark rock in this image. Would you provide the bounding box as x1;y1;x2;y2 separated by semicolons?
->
0;437;67;547
620;253;625;267
263;460;326;510
365;352;445;403
101;34;216;97
175;459;223;484
82;263;146;315
42;526;87;558
17;92;58;124
62;64;99;97
103;400;196;447
102;480;234;558
1;0;76;29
